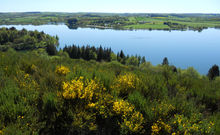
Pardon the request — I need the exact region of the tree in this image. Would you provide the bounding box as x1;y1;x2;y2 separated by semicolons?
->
70;45;78;59
117;52;120;61
207;65;219;80
126;56;139;66
171;65;177;73
141;56;146;64
85;46;91;60
97;46;104;61
162;57;169;65
46;44;57;55
138;56;141;66
76;46;81;59
119;50;125;59
67;18;78;25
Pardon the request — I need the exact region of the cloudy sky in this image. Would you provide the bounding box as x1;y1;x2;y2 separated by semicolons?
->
1;0;219;13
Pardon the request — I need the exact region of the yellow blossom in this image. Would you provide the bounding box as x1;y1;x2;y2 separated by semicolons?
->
113;100;134;115
88;103;96;108
151;123;161;134
62;77;102;101
55;65;70;76
112;73;138;96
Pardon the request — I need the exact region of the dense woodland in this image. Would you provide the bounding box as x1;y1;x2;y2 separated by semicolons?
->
0;28;220;135
0;27;58;52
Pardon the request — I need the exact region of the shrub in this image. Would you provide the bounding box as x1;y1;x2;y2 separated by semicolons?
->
55;65;70;76
112;73;139;98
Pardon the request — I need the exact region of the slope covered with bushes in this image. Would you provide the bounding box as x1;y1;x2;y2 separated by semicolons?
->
0;48;219;135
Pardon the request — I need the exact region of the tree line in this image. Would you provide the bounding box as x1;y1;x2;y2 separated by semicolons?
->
63;45;147;66
63;45;112;62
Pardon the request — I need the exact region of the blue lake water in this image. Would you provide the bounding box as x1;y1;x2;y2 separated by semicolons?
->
0;24;220;74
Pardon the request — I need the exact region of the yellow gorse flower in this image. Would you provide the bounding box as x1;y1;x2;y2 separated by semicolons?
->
113;100;134;115
88;103;96;108
172;114;215;134
151;119;172;135
55;65;70;76
62;77;101;101
112;73;139;96
151;122;161;135
113;99;144;133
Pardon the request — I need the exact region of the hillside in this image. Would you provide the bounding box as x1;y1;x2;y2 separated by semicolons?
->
0;29;220;135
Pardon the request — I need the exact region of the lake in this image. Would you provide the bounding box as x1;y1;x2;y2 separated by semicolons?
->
0;24;220;74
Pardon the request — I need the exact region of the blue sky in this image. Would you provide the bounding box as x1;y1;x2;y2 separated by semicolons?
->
1;0;219;13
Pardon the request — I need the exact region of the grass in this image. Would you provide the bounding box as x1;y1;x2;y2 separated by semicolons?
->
124;23;170;30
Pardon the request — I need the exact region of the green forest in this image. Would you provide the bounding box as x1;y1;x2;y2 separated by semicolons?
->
0;27;58;52
0;28;219;135
1;12;220;31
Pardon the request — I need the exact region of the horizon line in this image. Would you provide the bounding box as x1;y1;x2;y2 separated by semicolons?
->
0;11;220;14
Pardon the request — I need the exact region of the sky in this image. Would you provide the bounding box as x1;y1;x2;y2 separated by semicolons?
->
1;0;219;13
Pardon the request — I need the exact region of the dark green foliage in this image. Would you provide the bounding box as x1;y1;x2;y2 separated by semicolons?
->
141;56;146;64
119;50;125;59
97;46;104;61
162;57;169;65
164;22;187;30
126;56;139;66
0;27;58;52
208;64;219;80
63;45;111;62
67;18;78;25
46;44;57;56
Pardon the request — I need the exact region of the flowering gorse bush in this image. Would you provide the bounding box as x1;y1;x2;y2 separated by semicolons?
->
112;73;139;97
113;99;144;133
151;119;172;135
171;114;215;135
92;93;114;118
55;65;70;76
62;77;105;101
113;100;134;115
151;111;215;135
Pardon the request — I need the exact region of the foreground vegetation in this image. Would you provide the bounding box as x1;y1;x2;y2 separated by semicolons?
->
0;47;220;135
0;28;220;135
1;12;220;31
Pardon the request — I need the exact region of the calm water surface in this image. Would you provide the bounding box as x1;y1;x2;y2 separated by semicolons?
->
1;24;220;74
